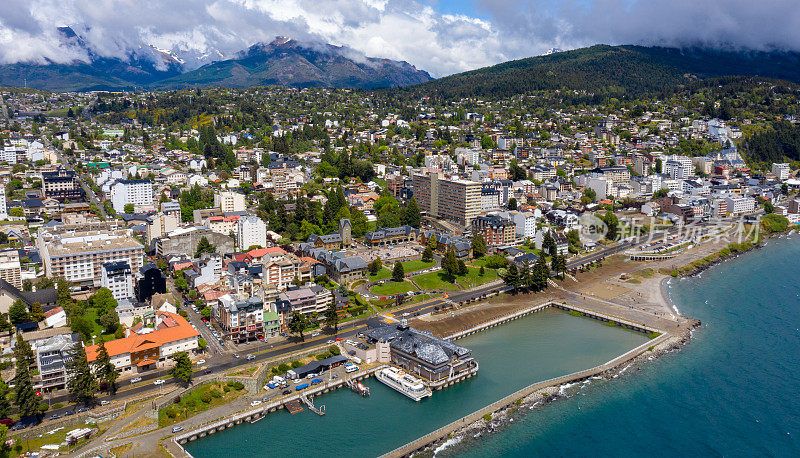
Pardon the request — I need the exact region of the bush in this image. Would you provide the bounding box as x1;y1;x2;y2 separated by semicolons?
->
53;402;64;409
328;345;340;356
165;406;178;418
185;398;198;409
210;389;222;398
291;361;303;369
278;363;291;372
223;385;231;393
483;413;492;421
232;382;244;391
201;391;212;403
39;402;49;413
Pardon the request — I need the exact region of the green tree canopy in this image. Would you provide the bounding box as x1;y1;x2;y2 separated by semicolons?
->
169;352;193;386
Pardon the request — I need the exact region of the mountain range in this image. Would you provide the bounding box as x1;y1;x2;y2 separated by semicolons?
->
2;29;800;94
0;31;431;92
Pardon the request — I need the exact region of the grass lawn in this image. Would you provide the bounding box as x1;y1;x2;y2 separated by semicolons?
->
368;268;391;282
455;267;499;289
20;422;101;453
370;280;416;296
401;260;435;273
412;271;459;290
158;381;246;427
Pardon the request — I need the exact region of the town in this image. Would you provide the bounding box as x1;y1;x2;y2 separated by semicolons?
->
0;80;796;455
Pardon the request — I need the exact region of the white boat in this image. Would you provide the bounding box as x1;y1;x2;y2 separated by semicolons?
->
375;367;432;401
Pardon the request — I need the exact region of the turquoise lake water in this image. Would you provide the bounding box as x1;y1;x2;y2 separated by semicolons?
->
449;235;800;457
185;307;648;457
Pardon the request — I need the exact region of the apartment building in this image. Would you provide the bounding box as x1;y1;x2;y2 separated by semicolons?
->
37;222;144;288
34;333;80;391
0;249;22;289
215;294;265;343
412;172;481;227
472;214;517;247
111;179;154;213
100;261;135;301
214;191;246;213
85;311;199;374
41;170;83;201
772;163;791;180
237;215;268;250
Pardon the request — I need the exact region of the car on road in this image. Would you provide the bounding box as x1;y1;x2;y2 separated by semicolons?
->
195;359;206;364
64;410;75;416
154;379;165;385
131;377;142;383
77;407;90;413
49;413;62;420
204;368;213;374
233;353;240;358
311;332;320;337
172;426;184;433
282;390;291;395
246;354;256;360
335;337;343;341
250;400;262;407
327;340;334;344
100;400;110;405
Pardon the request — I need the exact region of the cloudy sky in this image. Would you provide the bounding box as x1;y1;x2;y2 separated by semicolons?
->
1;0;799;76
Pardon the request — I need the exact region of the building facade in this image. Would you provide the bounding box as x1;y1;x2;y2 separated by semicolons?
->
100;261;135;301
111;179;154;213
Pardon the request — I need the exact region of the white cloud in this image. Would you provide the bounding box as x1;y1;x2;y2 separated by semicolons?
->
0;0;799;77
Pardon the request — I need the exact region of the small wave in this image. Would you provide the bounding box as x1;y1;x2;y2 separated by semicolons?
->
433;436;463;456
558;382;579;395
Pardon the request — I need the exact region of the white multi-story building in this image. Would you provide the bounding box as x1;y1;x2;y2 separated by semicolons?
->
664;155;693;180
214;191;246;213
772;163;791;180
724;196;756;214
237;216;268;250
111;179;154;213
512;211;538;239
0;190;7;219
0;249;22;289
100;261;135;301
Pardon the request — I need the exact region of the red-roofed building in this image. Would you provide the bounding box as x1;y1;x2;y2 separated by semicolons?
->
85;311;200;375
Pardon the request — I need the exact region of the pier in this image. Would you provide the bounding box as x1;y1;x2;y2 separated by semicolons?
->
301;394;325;416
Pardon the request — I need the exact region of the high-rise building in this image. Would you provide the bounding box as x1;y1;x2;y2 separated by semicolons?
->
0;249;22;289
412;173;481;227
100;261;135;301
41;170;83;201
37;222;144;288
214;191;246;213
772;163;791;180
111;179;154;213
236;216;268;250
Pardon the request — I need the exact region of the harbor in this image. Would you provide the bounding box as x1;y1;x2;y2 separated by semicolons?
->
182;304;658;457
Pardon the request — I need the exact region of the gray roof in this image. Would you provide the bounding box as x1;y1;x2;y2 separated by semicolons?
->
365;321;471;366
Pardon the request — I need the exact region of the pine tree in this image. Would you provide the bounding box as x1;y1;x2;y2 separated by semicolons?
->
0;381;11;419
324;304;339;333
94;341;118;394
441;249;459;280
14;334;33;366
67;345;98;406
422;246;434;263
392;262;405;282
520;259;532;290
169;352;193;386
404;198;421;228
288;312;307;342
471;233;487;258
503;262;520;292
13;343;38;418
543;231;557;257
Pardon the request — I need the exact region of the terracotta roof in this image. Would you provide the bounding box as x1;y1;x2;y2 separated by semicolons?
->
85;312;199;362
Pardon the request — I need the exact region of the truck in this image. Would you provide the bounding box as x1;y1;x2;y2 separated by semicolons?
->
295;383;309;391
311;378;323;385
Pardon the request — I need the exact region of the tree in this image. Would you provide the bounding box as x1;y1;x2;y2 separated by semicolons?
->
421;246;434;263
441;249;459;280
123;203;134;213
13;357;38;419
519;259;532;290
8;299;28;325
288;312;307;341
479;266;485;276
94;341;118;394
471;233;487;258
551;255;567;279
543;231;557;257
350;207;369;238
57;279;72;310
503;263;520;292
169;352;193;386
532;256;550;291
8;208;23;218
457;260;468;276
368;258;382;275
22;279;32;292
392;262;405;282
601;210;619;241
764;200;774;214
67;345;97;406
427;234;438;250
0;381;11;419
323;304;339;333
195;236;216;258
70;315;93;342
99;309;120;335
0;314;10;335
404;198;421;228
30;302;44;322
201;306;212;319
91;288;118;316
507;198;518;211
15;333;34;366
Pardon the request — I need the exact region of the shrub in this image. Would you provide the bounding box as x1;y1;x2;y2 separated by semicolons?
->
39;402;49;413
165;406;178;418
482;413;492;422
278;363;291;372
201;391;212;403
185;398;198;409
232;381;245;391
328;345;340;356
53;402;64;409
210;389;222;398
568;310;582;317
291;361;303;369
223;385;231;393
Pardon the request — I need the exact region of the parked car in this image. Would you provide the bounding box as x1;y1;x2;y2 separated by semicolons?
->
0;419;14;427
250;400;262;407
64;410;75;416
282;390;291;395
49;413;62;420
154;379;165;385
172;426;184;433
77;407;90;413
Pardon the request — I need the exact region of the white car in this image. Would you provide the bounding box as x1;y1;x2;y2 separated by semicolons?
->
195;359;206;365
246;354;256;360
130;377;142;383
311;332;320;337
154;379;165;385
250;400;262;407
